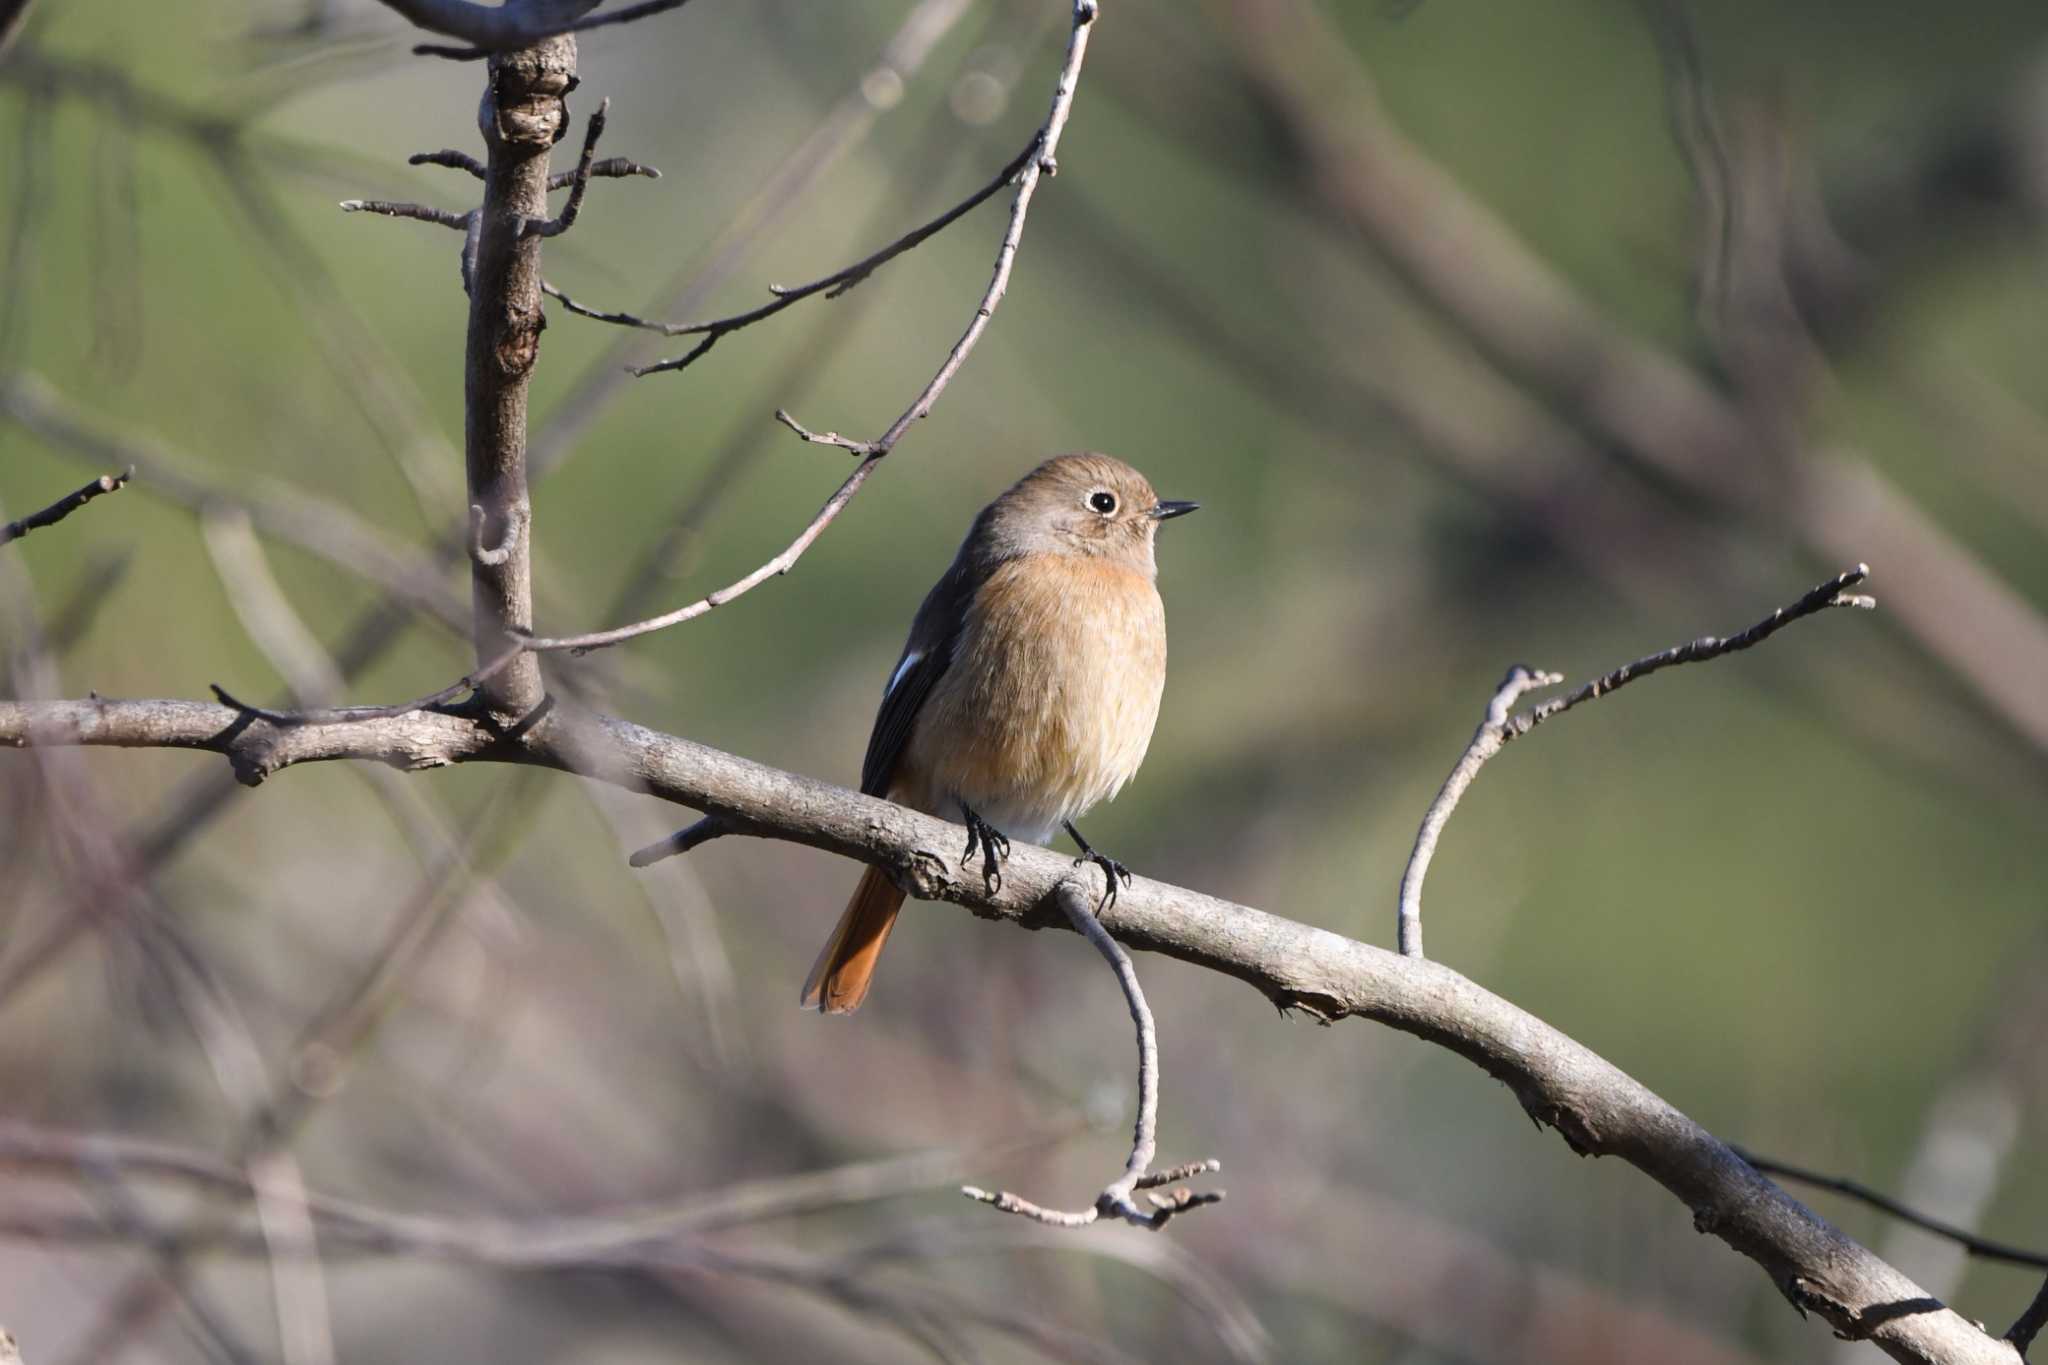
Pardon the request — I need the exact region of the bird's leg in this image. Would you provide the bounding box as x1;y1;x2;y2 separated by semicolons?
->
959;802;1011;892
1063;819;1133;909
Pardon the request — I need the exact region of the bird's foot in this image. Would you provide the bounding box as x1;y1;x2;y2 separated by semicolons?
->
1063;820;1133;909
960;804;1011;893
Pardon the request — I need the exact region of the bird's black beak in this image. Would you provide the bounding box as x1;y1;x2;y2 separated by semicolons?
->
1149;500;1200;521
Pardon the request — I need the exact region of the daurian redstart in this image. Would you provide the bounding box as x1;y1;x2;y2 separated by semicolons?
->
803;454;1197;1013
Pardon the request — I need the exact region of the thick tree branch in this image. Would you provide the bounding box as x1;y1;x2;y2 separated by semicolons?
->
460;37;575;717
0;466;130;546
0;690;2020;1363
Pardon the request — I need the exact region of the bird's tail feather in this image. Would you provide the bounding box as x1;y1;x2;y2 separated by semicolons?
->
800;865;905;1014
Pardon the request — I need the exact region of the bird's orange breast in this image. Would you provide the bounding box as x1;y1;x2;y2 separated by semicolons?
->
902;553;1167;839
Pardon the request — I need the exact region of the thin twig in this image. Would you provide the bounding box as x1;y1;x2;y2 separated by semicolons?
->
338;197;471;229
411;147;654;187
1502;564;1875;743
524;98;607;238
1396;566;1874;957
409;147;486;178
1730;1147;2048;1271
0;466;131;545
524;0;981;477
962;883;1221;1231
1397;664;1561;958
383;0;1101;680
2010;1277;2048;1356
778;0;1100;458
628;814;730;866
228;0;1095;725
608;137;1040;373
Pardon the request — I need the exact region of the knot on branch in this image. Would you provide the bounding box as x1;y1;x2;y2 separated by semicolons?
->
483;37;577;151
902;847;953;901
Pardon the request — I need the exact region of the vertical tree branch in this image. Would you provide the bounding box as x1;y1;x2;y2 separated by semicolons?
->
463;37;575;717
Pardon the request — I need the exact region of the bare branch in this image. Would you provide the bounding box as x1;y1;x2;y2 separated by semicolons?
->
627;813;729;866
409;147;486;178
507;454;883;655
777;0;1100;458
0;687;2018;1361
964;883;1222;1231
0;466;131;546
338;197;472;229
1502;564;1876;744
458;35;574;717
522;0;978;479
616;136;1041;374
332;0;1102;696
555;155;659;188
523;97;607;238
1397;664;1560;958
1398;566;1873;957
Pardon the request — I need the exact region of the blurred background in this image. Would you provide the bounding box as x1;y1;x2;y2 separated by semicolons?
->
2;0;2046;1360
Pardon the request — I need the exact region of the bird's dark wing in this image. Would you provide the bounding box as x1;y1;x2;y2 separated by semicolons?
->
859;555;979;798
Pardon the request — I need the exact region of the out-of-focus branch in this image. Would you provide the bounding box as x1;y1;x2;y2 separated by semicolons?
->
0;467;130;546
0;373;472;639
1225;0;2048;760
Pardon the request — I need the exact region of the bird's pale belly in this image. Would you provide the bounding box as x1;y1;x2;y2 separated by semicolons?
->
901;553;1167;844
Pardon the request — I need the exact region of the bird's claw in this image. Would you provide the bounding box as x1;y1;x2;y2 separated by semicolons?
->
960;806;1010;893
1074;850;1133;907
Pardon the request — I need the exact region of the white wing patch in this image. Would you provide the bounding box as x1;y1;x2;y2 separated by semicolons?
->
885;650;923;700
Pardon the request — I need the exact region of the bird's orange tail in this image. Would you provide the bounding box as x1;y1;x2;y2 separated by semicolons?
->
801;865;906;1014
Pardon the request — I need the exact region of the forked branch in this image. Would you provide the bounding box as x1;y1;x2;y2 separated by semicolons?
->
1398;565;1874;957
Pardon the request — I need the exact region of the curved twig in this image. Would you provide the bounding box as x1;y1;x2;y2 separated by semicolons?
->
963;883;1222;1230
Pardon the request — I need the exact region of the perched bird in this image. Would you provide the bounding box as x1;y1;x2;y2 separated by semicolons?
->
802;454;1198;1014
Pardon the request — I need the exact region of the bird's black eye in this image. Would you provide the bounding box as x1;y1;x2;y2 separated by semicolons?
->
1088;490;1118;515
